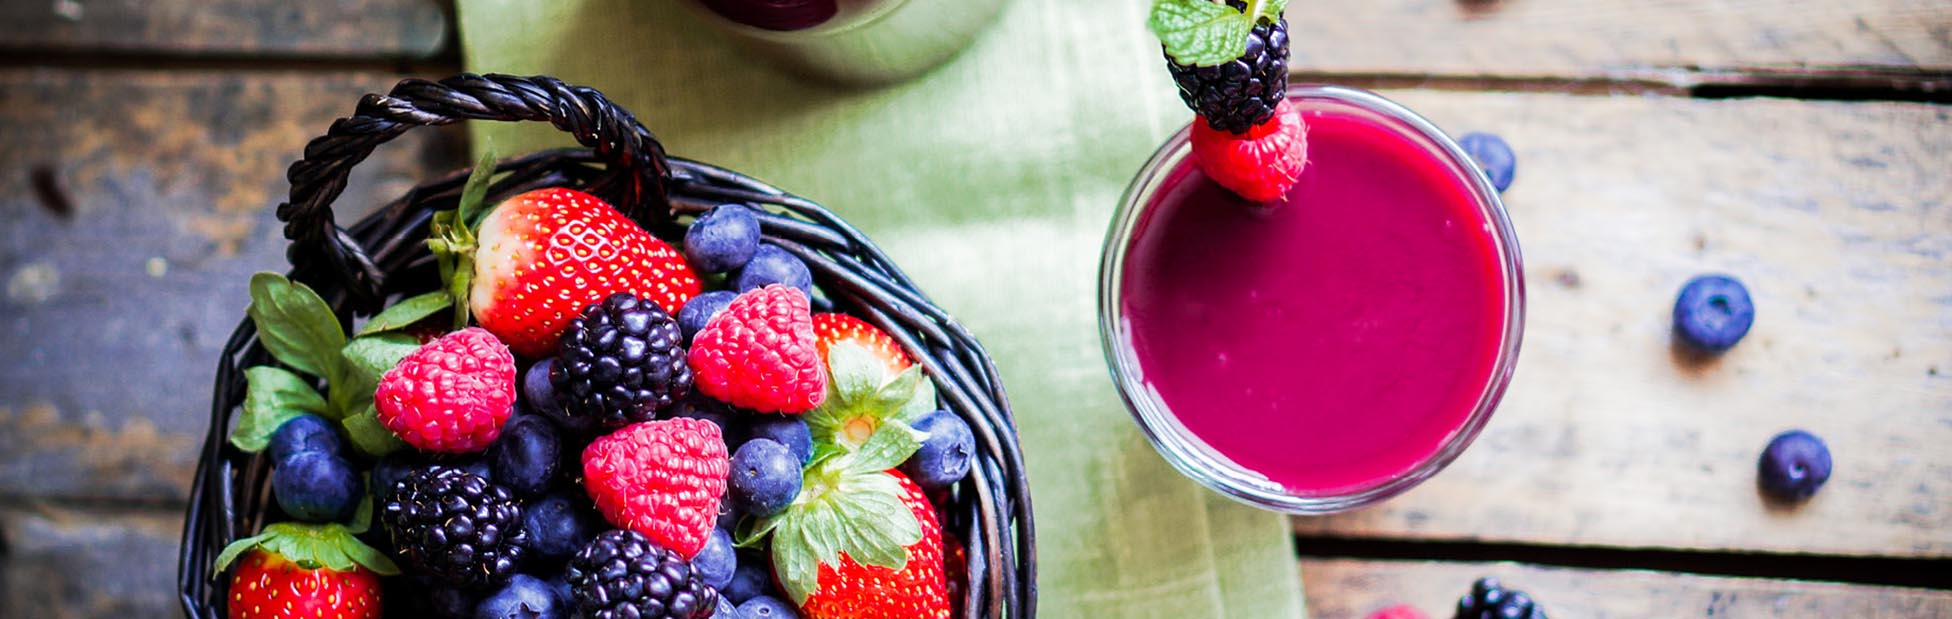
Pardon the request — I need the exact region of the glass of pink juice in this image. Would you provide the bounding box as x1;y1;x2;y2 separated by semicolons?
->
1099;85;1525;513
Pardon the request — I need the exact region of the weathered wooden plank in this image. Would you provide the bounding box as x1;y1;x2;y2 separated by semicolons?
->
1;505;184;619
1287;0;1952;83
0;0;447;58
0;69;464;504
1300;559;1952;619
1291;91;1952;558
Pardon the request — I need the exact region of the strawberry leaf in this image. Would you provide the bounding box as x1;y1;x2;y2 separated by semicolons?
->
1148;0;1285;67
848;419;924;475
213;522;399;576
340;403;407;458
827;341;886;408
771;518;819;604
348;490;374;534
231;366;330;453
806;342;925;451
758;460;922;605
867;365;923;415
246;272;347;384
895;378;937;425
354;290;452;336
456;144;499;230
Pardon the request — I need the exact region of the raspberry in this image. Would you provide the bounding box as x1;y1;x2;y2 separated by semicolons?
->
686;285;826;414
375;327;517;453
581;419;729;559
1369;604;1429;619
1191;98;1308;203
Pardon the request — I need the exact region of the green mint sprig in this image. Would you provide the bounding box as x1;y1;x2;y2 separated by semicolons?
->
231;273;414;458
1148;0;1288;67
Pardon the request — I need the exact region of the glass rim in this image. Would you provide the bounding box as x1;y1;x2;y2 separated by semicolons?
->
1096;84;1528;515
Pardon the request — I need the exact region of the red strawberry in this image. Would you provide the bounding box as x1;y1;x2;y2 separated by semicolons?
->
469;187;700;358
794;470;950;619
582;418;730;559
375;327;516;453
1367;604;1430;619
813;313;912;378
216;523;396;619
1190;98;1308;203
688;285;826;414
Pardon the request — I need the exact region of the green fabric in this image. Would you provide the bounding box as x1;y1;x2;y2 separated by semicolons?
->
456;1;1306;616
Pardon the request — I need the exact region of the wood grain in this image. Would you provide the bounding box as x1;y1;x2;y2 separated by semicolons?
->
0;0;448;58
1301;559;1952;618
1;504;184;619
0;69;463;504
1286;0;1952;82
1292;91;1952;558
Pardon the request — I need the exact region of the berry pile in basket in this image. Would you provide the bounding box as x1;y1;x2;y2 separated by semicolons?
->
1149;0;1306;203
218;158;975;619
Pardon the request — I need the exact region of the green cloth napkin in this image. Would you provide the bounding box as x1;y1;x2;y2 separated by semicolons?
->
457;1;1306;616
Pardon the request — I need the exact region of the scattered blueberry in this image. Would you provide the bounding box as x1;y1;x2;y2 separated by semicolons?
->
729;438;802;517
272;451;361;522
491;414;561;496
475;574;564;619
738;595;800;619
526;359;600;436
1758;430;1832;501
268;413;343;462
901;410;975;489
746;415;812;465
686;204;764;274
692;527;738;589
716;596;743;619
455;457;495;483
722;550;774;604
716;501;741;532
734;244;814;299
371;452;421;500
522;491;600;564
1458;132;1516;193
679;290;739;343
669;395;743;447
1673;274;1755;353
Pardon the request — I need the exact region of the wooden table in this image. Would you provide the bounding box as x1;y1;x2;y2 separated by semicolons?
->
1;1;1947;616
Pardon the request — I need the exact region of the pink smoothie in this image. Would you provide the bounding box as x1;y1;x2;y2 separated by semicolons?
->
1120;101;1509;494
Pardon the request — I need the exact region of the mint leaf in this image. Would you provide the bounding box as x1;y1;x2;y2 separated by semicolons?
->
332;333;419;422
231;366;329;452
456;144;499;230
348;490;374;534
355;291;453;336
848;419;924;475
246;272;347;383
1149;0;1251;66
341;404;407;458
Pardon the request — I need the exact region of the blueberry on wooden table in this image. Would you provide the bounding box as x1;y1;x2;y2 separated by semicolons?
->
1458;132;1516;193
1758;429;1832;501
1672;274;1754;353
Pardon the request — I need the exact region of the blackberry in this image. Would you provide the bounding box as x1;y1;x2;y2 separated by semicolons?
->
1455;577;1548;619
567;529;718;619
381;466;528;588
1164;0;1289;134
552;292;692;427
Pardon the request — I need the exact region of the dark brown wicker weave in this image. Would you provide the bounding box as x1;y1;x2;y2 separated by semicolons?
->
177;73;1035;619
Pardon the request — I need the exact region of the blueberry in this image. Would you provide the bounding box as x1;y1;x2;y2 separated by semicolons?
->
521;491;600;563
1458;132;1516;193
669;395;744;447
692;527;738;589
716;501;742;532
729;439;802;517
1759;430;1832;501
491;414;561;496
526;359;600;436
273;451;361;522
686;204;764;274
430;586;481;619
455;457;494;483
268;413;342;462
746;415;812;465
900;410;975;489
722;550;774;603
679;290;739;343
716;596;744;619
543;573;573;609
733;244;814;299
1673;274;1755;353
371;452;421;500
474;574;564;619
738;595;801;619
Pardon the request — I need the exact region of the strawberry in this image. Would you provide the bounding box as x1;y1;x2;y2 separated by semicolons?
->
770;469;950;619
215;523;398;619
812;313;912;378
1190;98;1308;203
374;327;516;453
688;285;827;414
581;418;730;559
444;187;700;358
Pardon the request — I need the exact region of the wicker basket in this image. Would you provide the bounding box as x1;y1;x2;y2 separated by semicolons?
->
176;73;1036;618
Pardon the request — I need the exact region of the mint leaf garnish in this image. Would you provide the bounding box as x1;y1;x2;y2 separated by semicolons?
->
230;366;329;452
246;272;347;384
340;402;407;458
1149;0;1287;67
332;333;419;422
355;290;452;336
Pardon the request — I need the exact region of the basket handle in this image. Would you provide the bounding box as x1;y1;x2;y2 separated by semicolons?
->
276;73;673;301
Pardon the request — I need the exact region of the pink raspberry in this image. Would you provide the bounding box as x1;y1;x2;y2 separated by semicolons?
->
375;327;516;453
582;419;729;558
1367;604;1429;619
686;284;827;414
